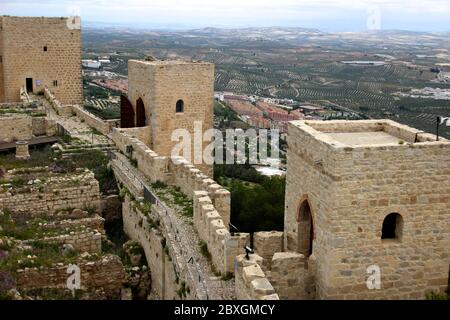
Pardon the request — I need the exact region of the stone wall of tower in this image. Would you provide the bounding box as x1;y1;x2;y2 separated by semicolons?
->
284;120;450;299
127;60;214;176
0;16;4;102
0;16;82;105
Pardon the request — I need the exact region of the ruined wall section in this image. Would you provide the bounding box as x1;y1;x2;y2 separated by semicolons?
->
0;168;101;214
0;114;32;142
1;16;82;105
0;113;56;143
15;254;126;298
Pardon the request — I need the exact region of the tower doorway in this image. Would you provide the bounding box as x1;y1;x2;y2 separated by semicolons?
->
26;78;33;93
298;200;314;257
136;98;146;127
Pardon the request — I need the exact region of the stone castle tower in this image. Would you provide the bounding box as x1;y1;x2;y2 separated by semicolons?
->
284;120;449;299
0;16;83;105
121;59;214;176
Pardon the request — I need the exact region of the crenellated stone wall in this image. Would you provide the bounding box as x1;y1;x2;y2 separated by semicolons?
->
234;253;279;300
110;128;231;223
253;231;283;271
193;191;248;274
110;127;235;275
268;252;315;300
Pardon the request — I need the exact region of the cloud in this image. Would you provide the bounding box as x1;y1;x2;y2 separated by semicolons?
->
0;0;449;30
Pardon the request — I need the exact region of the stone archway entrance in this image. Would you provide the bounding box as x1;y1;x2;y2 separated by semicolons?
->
136;98;146;127
298;200;313;257
120;95;135;128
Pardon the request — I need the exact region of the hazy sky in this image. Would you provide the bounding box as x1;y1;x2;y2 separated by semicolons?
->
1;0;449;31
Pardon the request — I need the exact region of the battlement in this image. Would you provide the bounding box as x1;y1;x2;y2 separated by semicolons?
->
135;59;212;66
290;120;448;149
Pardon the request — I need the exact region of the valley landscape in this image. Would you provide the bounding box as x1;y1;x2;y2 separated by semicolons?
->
83;26;450;138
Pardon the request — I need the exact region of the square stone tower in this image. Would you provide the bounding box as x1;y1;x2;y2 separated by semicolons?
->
284;120;449;299
126;59;214;176
0;16;83;105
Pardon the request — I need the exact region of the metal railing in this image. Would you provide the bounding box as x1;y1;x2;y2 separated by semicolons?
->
109;150;210;299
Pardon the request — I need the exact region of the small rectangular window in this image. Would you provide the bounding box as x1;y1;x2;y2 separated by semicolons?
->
44;46;47;52
0;56;2;63
53;80;58;87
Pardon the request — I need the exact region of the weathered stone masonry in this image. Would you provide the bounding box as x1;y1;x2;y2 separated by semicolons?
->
0;16;82;105
0;167;101;214
126;60;214;176
283;120;450;299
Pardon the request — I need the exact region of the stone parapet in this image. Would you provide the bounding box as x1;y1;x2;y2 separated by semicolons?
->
234;253;279;300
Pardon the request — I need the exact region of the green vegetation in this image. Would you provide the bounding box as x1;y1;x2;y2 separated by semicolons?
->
0;146;54;171
199;240;211;260
84;103;120;120
0;241;81;274
84;85;110;99
214;164;265;184
150;183;193;218
55;149;117;194
214;164;285;232
0;212;89;240
198;240;221;277
176;280;190;299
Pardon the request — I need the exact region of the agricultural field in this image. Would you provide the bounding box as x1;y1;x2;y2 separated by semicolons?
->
82;27;450;138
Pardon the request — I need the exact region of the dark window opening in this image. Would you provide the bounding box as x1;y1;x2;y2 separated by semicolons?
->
0;56;2;63
53;80;58;87
381;213;403;240
176;99;184;113
43;46;47;52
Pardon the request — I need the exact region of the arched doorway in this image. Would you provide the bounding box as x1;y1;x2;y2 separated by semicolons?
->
136;98;146;127
298;200;314;257
120;95;135;128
